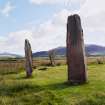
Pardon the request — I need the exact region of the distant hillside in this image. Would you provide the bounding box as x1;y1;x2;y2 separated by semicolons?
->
0;53;22;58
85;45;105;55
33;51;48;57
33;44;105;57
1;44;104;58
32;47;66;57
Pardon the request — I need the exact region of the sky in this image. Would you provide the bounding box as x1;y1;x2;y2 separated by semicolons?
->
0;0;105;55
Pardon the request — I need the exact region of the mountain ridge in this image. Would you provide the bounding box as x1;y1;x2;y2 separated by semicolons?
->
0;52;22;58
0;44;105;58
33;44;105;57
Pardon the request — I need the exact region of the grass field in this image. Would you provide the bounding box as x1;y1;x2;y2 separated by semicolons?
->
1;63;105;105
0;56;104;74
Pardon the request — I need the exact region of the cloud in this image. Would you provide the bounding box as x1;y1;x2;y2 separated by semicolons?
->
0;1;15;17
1;0;105;54
80;0;105;17
29;0;86;5
79;0;105;31
79;0;105;45
30;0;66;5
0;9;70;54
0;30;33;54
79;0;105;19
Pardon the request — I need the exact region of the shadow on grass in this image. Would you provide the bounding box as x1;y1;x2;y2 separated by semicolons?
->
0;72;18;75
0;81;81;96
38;67;48;71
43;82;69;90
18;75;35;79
42;81;88;91
0;83;43;96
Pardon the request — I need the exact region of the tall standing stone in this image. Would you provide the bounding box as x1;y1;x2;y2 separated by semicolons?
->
67;14;87;84
25;39;33;77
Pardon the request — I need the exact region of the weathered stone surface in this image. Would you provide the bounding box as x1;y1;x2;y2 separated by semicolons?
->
48;49;56;66
66;14;87;84
25;39;33;77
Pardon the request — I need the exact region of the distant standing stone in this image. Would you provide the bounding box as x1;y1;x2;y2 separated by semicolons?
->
66;14;87;84
25;39;33;77
48;49;56;66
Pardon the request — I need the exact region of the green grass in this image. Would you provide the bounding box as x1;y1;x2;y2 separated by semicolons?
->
1;64;105;105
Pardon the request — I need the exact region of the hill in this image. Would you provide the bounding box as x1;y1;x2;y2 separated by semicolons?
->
33;44;105;57
0;52;22;58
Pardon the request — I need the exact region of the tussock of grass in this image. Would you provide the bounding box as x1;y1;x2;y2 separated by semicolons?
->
77;92;105;105
21;91;68;105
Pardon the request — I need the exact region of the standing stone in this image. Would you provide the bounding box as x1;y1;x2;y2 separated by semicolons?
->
25;39;33;77
67;14;87;84
48;50;56;66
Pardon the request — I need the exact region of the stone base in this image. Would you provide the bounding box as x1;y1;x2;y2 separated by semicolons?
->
67;80;87;86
